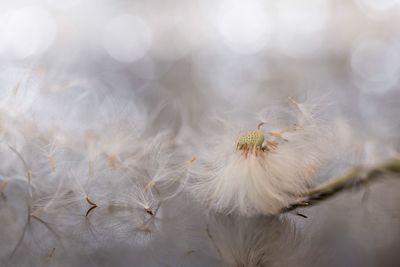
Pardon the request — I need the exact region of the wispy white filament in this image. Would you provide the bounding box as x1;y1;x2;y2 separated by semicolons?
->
188;99;334;216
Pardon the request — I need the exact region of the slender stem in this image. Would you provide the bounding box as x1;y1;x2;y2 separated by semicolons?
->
281;158;400;214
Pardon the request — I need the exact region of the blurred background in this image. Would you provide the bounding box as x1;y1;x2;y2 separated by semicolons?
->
1;0;400;139
0;0;400;266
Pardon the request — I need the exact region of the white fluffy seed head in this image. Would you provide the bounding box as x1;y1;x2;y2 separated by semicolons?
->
188;98;335;216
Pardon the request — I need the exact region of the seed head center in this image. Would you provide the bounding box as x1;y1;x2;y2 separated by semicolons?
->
237;130;264;148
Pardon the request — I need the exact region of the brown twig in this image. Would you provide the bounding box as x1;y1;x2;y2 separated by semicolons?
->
281;158;400;214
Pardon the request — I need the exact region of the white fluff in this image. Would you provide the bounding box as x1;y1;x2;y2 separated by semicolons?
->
205;214;300;267
188;98;334;216
0;70;190;258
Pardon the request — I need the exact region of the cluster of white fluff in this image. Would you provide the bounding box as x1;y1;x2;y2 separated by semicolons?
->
187;97;335;216
0;67;350;267
205;214;302;267
0;67;193;265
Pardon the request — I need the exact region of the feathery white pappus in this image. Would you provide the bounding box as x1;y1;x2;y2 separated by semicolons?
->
188;98;334;216
206;215;300;267
0;71;192;256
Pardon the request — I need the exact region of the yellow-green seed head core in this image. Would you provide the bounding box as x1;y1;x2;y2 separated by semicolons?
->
237;130;264;147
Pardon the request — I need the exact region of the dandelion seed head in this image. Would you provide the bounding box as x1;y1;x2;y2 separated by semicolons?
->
237;129;264;148
188;98;335;216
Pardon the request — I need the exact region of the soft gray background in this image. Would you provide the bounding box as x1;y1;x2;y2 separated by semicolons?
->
0;0;400;266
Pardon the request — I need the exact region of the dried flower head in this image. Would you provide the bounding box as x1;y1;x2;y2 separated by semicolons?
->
188;98;334;216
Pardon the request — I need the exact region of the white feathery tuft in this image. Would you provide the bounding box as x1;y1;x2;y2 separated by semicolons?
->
205;214;301;267
188;97;335;216
0;68;190;260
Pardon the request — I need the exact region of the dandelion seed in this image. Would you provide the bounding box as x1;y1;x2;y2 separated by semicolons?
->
85;197;98;217
47;247;56;258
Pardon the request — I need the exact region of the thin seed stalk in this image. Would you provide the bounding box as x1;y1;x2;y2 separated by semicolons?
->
282;158;400;214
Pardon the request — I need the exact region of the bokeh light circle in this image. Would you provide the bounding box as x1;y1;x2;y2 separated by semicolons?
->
46;0;82;9
103;14;152;63
351;39;400;94
356;0;400;11
275;0;330;57
277;0;330;34
4;6;57;59
217;0;272;54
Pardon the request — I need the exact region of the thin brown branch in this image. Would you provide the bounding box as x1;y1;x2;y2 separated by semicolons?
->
281;158;400;214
